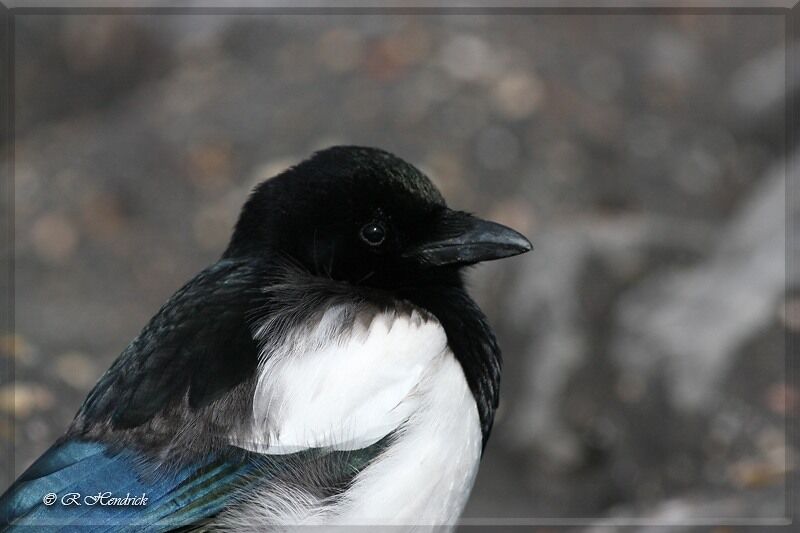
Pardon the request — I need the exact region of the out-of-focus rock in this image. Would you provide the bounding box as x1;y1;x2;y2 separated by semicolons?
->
586;484;787;533
0;383;54;418
14;15;173;136
474;214;716;466
613;166;790;412
731;44;799;119
55;352;99;390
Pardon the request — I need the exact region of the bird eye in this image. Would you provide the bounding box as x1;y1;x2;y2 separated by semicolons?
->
360;222;386;246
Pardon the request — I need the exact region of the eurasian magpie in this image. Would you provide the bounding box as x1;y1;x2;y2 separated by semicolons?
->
0;146;531;530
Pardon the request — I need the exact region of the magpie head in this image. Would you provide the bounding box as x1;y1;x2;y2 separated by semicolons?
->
225;146;532;288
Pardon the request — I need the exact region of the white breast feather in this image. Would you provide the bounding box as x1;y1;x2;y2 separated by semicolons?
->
224;306;483;530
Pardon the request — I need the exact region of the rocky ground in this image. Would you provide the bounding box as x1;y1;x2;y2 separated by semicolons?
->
0;10;794;531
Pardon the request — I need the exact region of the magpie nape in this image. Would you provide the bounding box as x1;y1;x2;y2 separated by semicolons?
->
0;146;532;530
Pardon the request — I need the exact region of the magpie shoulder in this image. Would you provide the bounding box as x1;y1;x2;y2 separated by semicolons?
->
69;257;274;452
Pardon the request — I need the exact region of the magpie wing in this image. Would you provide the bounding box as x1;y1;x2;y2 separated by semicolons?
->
77;258;267;429
0;438;386;531
0;439;255;530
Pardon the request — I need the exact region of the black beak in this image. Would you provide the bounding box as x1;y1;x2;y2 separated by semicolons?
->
404;210;532;267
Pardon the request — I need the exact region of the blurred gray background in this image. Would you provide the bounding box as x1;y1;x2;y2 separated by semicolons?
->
0;9;795;531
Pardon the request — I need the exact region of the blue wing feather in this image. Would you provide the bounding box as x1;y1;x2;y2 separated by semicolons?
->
1;435;392;531
0;439;264;531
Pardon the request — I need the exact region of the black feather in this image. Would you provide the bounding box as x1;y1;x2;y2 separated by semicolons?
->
400;283;502;448
78;258;271;431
